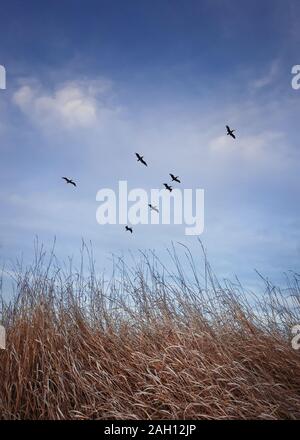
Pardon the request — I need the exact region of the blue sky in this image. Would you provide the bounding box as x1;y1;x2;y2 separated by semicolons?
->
0;0;300;287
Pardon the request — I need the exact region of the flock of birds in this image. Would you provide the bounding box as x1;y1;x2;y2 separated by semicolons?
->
62;125;237;234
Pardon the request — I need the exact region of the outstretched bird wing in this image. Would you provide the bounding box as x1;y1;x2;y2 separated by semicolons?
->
149;204;159;213
141;158;147;166
62;177;76;186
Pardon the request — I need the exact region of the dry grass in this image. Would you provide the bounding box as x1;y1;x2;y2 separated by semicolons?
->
0;241;300;420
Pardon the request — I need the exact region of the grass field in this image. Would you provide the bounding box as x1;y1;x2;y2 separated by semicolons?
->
0;242;300;420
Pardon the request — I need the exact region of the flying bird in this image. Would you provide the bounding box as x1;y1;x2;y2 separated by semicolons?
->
169;173;181;183
135;153;148;167
125;225;133;234
226;125;236;139
62;177;77;187
148;204;159;213
163;183;173;192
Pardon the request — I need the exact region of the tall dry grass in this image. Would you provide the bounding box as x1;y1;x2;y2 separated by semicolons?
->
0;240;300;420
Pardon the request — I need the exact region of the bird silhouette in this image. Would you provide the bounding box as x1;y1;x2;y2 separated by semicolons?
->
163;183;173;192
62;177;77;187
169;173;181;183
135;153;148;167
125;225;133;234
226;125;236;139
148;204;159;213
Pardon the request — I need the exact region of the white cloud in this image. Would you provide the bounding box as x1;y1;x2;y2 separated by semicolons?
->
13;78;119;129
210;130;282;157
251;59;280;90
208;130;292;175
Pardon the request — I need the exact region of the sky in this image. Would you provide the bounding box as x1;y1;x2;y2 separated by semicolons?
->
0;0;300;288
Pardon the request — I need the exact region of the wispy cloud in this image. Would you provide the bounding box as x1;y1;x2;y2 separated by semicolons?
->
251;59;280;90
209;130;287;168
